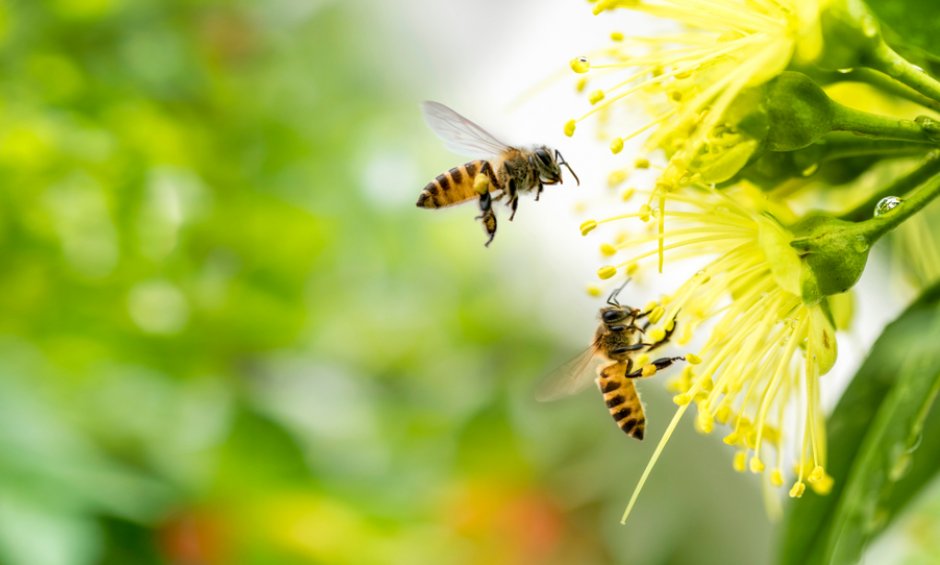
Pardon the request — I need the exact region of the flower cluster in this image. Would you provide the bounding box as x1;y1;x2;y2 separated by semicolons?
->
566;0;940;520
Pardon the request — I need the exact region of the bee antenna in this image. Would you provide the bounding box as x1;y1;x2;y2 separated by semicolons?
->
555;150;580;186
607;277;632;306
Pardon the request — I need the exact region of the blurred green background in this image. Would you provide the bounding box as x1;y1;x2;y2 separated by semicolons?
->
0;1;794;563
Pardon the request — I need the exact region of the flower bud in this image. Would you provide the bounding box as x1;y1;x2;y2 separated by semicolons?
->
789;214;871;304
762;72;835;151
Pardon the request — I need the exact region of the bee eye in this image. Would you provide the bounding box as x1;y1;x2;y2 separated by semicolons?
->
535;148;551;165
602;310;624;323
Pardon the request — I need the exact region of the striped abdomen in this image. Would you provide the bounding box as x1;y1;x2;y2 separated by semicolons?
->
597;362;646;440
416;160;496;208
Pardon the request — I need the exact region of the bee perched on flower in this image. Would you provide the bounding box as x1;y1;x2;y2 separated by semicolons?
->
562;0;940;530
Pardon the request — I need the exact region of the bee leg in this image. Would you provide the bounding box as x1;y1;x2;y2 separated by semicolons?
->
627;356;685;378
645;314;680;352
508;195;519;221
535;180;544;202
476;191;497;246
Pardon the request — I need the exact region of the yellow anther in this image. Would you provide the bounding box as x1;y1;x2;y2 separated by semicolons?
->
473;173;490;194
635;353;650;367
699;376;713;392
749;457;765;473
811;473;834;495
695;411;713;434
580;219;598;236
570;56;590;74
610;137;624;154
586;285;603;297
673;393;691;406
722;432;739;446
648;306;665;324
600;243;617;256
625;262;639;275
733;452;747;472
641;364;657;377
678;325;693;345
771;469;784;487
597;265;617;279
639;204;652;222
715;405;731;424
610;31;624;41
620;187;635;201
664;317;675;332
789;481;806;498
576;77;588;93
808;465;825;483
686;353;702;365
607;170;628;188
649;328;666;342
589;89;605;104
634;157;650;169
564;119;577;137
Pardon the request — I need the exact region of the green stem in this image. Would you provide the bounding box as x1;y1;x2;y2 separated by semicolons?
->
837;68;940;113
818;132;931;161
841;151;940;222
850;166;940;245
865;41;940;104
830;102;940;144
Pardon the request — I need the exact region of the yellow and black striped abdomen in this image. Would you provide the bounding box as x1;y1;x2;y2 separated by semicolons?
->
416;160;493;208
597;363;646;440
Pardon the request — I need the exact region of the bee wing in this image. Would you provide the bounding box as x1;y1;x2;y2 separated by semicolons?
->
536;346;600;402
421;101;512;158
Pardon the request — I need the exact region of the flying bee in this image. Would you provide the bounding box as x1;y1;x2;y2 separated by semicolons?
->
537;280;685;440
416;101;579;246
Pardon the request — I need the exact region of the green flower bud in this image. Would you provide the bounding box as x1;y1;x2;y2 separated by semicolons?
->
789;214;871;304
762;72;835;151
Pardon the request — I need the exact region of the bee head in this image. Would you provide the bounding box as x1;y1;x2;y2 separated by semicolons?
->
534;146;580;186
600;306;629;325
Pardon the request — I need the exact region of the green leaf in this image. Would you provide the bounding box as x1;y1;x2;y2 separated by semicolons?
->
868;0;940;62
778;281;940;565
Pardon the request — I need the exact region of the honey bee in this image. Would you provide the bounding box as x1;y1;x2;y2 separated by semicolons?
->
538;280;685;439
416;101;579;246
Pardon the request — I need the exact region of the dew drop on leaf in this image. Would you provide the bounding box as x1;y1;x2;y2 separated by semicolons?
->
874;196;902;217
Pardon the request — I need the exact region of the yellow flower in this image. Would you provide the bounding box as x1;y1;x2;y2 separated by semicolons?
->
568;0;825;269
585;185;838;522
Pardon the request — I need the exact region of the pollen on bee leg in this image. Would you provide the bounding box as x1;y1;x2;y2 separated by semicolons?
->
641;364;657;377
473;173;490;194
597;265;618;279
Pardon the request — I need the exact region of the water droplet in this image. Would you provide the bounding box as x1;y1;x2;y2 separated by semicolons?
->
874;196;902;217
801;163;819;177
836;68;855;74
852;236;870;253
906;432;923;453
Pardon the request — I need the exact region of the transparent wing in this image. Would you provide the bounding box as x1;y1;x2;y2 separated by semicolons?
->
421;101;511;158
536;346;600;402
